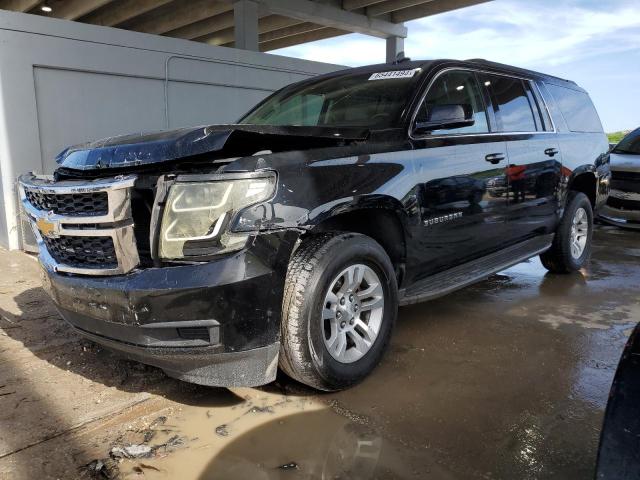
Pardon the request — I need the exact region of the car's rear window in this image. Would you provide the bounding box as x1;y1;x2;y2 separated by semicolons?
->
545;84;603;133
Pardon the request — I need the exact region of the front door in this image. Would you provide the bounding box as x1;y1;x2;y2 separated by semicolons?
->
408;70;510;281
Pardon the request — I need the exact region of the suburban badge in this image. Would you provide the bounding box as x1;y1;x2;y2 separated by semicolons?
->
423;212;463;226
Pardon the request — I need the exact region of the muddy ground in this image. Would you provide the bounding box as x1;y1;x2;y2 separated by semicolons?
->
0;226;638;479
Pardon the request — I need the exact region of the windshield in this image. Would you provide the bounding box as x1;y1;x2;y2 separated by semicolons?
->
239;68;423;129
612;128;640;155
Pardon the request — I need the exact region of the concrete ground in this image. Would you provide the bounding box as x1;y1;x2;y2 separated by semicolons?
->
0;225;638;479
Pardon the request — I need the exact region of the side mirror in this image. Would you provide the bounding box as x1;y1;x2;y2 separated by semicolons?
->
414;104;475;134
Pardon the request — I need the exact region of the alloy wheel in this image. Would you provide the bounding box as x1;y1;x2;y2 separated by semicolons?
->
321;264;385;363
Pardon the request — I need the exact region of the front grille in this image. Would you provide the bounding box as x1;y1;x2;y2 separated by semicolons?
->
24;190;108;216
43;235;117;269
612;171;640;182
611;171;640;194
131;189;154;260
607;196;640;211
19;174;140;275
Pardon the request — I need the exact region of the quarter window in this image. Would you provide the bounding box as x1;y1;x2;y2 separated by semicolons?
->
481;74;538;132
545;83;603;133
415;71;489;135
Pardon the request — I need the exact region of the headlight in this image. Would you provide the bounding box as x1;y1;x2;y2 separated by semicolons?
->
159;175;276;259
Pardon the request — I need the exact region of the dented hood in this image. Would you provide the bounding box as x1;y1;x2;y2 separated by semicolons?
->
56;124;370;171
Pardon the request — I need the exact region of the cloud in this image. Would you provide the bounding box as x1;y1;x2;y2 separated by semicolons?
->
272;0;640;131
407;0;640;69
273;0;640;69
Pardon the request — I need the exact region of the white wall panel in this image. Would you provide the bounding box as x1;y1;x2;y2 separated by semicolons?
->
0;10;341;249
34;68;166;174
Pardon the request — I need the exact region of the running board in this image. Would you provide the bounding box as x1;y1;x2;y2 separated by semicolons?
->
399;234;554;306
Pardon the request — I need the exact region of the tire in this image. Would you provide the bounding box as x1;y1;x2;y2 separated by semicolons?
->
279;232;398;391
540;191;594;273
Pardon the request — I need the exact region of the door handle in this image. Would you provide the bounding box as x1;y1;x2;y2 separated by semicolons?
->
485;153;505;164
545;148;559;157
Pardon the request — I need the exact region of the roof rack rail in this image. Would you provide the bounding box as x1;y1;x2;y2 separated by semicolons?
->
463;58;573;84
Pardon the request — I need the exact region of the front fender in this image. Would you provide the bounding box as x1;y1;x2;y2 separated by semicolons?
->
234;150;416;231
303;194;411;228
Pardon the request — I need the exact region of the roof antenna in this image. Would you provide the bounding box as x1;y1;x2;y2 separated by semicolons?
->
394;52;410;64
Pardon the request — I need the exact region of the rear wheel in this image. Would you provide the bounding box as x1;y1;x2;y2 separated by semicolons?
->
279;233;398;391
540;191;593;273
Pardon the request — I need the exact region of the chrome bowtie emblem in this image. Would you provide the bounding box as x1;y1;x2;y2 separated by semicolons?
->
35;216;58;238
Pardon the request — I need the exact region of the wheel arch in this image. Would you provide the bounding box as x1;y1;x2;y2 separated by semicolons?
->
304;195;409;288
566;167;598;208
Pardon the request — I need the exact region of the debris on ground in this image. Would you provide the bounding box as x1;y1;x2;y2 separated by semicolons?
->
142;415;169;443
84;458;120;479
110;434;185;459
110;444;153;459
215;424;229;437
247;405;274;414
153;435;184;454
83;415;185;478
327;399;370;426
142;430;156;444
132;463;161;474
278;462;299;470
149;416;168;428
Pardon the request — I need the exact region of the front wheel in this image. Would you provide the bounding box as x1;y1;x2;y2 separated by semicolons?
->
279;233;398;391
540;191;594;273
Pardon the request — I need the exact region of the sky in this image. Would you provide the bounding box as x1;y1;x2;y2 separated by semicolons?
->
273;0;640;132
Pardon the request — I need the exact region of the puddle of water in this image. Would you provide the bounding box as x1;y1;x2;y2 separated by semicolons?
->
114;388;320;479
114;387;419;480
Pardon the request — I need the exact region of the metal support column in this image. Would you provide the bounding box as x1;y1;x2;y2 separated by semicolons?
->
386;35;405;63
234;0;259;51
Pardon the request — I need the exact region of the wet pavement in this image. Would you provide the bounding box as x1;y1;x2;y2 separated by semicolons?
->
0;225;638;479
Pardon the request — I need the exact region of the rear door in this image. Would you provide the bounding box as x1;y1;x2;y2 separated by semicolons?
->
479;73;562;242
408;69;510;280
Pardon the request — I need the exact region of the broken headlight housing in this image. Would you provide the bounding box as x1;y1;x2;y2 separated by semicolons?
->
159;173;276;259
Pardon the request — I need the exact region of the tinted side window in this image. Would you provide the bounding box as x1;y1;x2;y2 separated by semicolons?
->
482;74;537;132
416;70;489;134
536;82;569;132
545;83;603;133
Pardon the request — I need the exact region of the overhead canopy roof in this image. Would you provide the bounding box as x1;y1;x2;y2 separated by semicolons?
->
0;0;491;53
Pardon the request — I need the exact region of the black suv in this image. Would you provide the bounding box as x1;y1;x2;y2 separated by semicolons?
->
19;59;610;391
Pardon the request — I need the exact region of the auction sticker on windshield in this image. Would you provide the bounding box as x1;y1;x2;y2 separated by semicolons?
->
368;69;418;81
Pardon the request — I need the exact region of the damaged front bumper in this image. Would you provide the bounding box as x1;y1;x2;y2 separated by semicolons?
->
41;243;291;387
